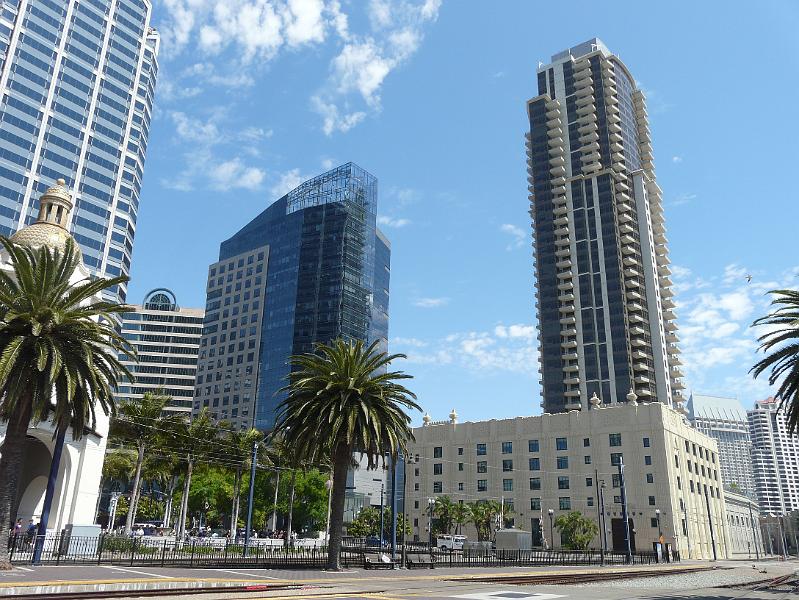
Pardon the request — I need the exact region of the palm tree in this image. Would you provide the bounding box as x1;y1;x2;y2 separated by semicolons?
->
224;426;263;540
433;495;456;535
111;391;180;533
0;238;132;569
751;289;799;433
451;502;470;536
467;500;502;542
171;409;220;541
274;339;419;570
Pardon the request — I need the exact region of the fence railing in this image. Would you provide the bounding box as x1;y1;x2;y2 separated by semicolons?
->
8;534;673;568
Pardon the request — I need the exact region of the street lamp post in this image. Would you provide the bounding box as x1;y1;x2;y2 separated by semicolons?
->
390;455;398;562
747;500;760;560
243;440;259;556
324;478;333;547
427;498;435;552
655;509;662;561
548;509;554;550
618;459;632;564
379;483;385;549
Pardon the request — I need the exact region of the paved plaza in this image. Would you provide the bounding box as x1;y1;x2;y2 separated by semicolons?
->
0;560;796;599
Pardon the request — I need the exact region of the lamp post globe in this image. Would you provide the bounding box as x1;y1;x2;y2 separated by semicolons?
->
324;478;334;547
548;509;554;550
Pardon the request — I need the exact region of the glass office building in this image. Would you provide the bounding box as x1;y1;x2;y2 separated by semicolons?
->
194;163;390;431
118;289;204;417
526;39;683;413
0;0;159;302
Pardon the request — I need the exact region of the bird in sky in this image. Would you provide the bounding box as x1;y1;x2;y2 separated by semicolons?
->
745;274;752;283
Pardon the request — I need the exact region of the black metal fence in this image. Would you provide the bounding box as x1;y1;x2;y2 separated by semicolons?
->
8;534;672;568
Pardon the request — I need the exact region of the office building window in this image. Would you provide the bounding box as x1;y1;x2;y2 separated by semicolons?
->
433;463;442;475
557;456;569;469
556;437;567;451
645;455;652;466
433;482;442;493
611;452;623;466
651;518;659;528
609;433;622;447
646;473;654;484
612;473;621;488
458;447;463;455
587;496;594;507
458;482;464;491
583;438;590;447
643;437;650;448
477;443;487;455
458;463;464;471
477;461;487;473
503;479;513;492
477;480;487;492
502;441;513;454
585;477;593;487
648;495;656;506
529;458;540;471
529;439;539;452
434;446;442;458
503;459;513;472
531;498;541;510
530;477;541;490
558;476;569;490
559;497;571;510
584;455;591;464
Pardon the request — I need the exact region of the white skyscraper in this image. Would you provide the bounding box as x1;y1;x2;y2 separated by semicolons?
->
0;0;159;301
748;397;799;514
526;39;683;413
688;394;756;499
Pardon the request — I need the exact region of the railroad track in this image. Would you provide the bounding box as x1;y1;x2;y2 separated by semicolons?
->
448;566;714;586
0;582;307;599
721;571;799;592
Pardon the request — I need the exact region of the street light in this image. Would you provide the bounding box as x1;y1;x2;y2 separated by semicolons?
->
548;508;554;550
655;509;662;561
324;478;333;547
428;498;435;552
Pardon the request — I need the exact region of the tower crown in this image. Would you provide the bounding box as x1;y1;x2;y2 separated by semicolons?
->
37;178;73;228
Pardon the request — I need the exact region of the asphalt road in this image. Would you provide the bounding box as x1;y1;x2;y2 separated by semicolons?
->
0;560;796;599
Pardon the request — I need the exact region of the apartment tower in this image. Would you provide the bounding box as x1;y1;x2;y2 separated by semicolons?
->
688;394;756;499
118;289;204;417
526;39;683;413
748;397;799;514
0;0;159;301
194;163;390;431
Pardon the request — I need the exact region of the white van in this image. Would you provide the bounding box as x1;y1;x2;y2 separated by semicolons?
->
436;534;466;550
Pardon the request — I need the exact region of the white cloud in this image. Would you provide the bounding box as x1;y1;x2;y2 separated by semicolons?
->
500;223;526;250
672;155;683;163
209;158;265;190
162;112;266;192
312;0;440;134
270;168;306;197
672;192;697;206
321;157;335;170
377;215;411;228
413;297;449;308
391;337;427;348
399;325;538;375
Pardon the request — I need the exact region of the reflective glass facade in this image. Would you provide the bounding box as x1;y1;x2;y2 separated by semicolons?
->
0;0;158;302
194;163;390;431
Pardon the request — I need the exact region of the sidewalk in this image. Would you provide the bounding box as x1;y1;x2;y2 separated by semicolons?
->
0;562;714;597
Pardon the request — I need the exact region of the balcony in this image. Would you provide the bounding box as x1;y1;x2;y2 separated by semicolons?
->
578;122;598;135
558;292;575;302
547;127;563;138
622;256;639;267
631;350;650;360
562;352;579;361
551;175;567;187
558;304;575;314
663;309;677;321
664;320;677;332
556;258;572;269
629;312;644;323
548;136;564;148
634;375;651;384
607;122;622;134
557;281;574;291
576;103;595;117
553;204;568;216
580;131;599;144
582;162;601;174
556;269;573;280
554;215;569;226
665;332;679;344
565;376;581;385
560;328;577;338
555;225;569;237
619;223;635;236
630;325;646;336
554;237;571;247
563;363;579;372
545;108;561;120
561;340;578;349
560;315;576;325
576;94;593;107
630;337;646;347
549;154;566;167
555;247;571;258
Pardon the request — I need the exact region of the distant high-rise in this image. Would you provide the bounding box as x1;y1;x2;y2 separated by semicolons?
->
118;289;204;417
194;163;390;431
688;394;756;499
0;0;159;302
748;397;799;514
526;39;683;413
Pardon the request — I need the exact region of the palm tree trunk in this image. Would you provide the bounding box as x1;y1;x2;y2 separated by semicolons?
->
284;470;296;548
0;403;32;570
230;468;241;540
124;443;145;534
270;470;280;533
327;445;351;571
176;458;193;541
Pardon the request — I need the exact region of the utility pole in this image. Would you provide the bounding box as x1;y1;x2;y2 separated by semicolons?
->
379;482;385;549
401;455;409;568
243;440;258;557
703;485;717;560
747;500;760;560
594;470;604;565
390;455;398;562
618;459;632;564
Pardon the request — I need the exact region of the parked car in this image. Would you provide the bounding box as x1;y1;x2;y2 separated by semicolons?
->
365;536;383;548
437;534;466;551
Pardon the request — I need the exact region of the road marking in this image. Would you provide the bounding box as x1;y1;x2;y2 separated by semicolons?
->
14;567;33;572
214;569;278;579
454;593;567;600
99;566;174;579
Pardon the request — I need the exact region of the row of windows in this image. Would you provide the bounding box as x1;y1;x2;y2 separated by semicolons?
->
450;434;652;458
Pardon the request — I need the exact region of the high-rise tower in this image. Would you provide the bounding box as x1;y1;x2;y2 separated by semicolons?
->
194;163;390;431
0;0;159;302
526;39;683;413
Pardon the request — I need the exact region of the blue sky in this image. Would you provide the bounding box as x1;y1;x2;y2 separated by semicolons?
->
131;1;799;425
